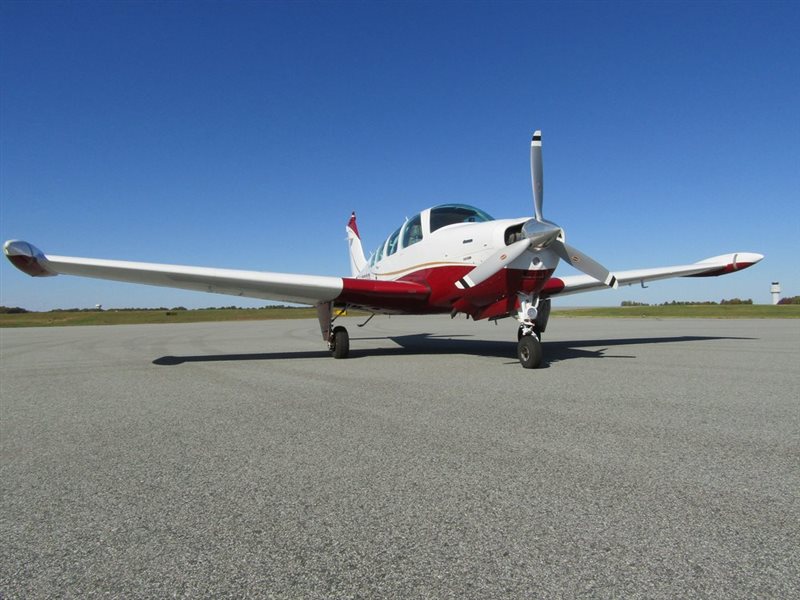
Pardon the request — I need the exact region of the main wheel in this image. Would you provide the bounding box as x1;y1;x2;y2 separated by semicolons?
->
331;326;350;359
517;335;542;369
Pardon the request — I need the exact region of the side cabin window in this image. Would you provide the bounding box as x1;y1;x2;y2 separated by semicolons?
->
375;240;386;263
429;204;494;233
386;227;401;257
401;214;423;248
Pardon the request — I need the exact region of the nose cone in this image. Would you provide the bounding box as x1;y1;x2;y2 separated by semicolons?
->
521;219;562;249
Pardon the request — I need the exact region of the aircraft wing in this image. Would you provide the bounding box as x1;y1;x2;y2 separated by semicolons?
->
542;252;764;297
3;240;430;307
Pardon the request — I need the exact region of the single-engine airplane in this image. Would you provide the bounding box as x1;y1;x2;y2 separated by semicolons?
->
4;131;763;368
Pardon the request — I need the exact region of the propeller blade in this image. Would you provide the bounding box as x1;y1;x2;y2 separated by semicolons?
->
531;131;543;221
552;239;618;288
455;238;531;289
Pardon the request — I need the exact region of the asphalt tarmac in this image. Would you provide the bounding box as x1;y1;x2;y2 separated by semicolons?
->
1;316;798;598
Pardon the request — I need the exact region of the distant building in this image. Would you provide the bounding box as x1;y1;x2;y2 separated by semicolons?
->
770;282;781;305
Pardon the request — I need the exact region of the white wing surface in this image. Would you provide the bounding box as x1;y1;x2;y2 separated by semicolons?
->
4;240;342;305
543;252;764;297
3;240;432;308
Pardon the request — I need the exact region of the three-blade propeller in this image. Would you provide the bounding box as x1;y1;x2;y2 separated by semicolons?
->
456;131;617;290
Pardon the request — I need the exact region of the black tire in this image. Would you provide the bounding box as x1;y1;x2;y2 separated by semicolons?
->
331;326;349;359
517;335;542;369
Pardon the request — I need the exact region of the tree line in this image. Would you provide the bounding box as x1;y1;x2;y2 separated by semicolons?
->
1;305;308;314
620;299;756;306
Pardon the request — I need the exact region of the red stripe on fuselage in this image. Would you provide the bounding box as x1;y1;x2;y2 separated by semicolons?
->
338;265;555;318
336;278;430;312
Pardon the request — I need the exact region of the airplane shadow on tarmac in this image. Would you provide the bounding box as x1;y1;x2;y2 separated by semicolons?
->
152;334;752;368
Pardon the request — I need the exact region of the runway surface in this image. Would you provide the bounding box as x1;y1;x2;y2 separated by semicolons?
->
1;316;798;598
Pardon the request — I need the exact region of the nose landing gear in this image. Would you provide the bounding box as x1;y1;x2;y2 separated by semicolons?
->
515;294;549;369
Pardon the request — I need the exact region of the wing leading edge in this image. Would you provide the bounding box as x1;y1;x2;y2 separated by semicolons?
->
3;240;429;307
541;252;764;297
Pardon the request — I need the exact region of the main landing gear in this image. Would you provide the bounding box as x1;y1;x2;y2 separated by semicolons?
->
329;325;349;359
317;301;350;359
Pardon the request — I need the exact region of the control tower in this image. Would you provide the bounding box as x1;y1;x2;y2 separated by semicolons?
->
771;282;781;305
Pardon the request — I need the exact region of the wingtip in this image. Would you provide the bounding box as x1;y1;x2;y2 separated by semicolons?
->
531;130;542;144
689;252;765;278
3;240;57;277
730;252;765;272
740;252;765;264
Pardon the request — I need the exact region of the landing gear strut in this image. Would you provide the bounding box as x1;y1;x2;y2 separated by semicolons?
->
517;323;540;341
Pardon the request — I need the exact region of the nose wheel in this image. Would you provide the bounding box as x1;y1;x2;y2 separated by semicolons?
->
517;334;542;369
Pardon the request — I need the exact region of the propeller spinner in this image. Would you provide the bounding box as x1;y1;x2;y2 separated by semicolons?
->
456;131;618;290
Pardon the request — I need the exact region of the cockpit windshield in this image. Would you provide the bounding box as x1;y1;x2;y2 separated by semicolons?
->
429;204;494;233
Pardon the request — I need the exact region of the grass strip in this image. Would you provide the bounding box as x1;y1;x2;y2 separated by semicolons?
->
1;304;797;328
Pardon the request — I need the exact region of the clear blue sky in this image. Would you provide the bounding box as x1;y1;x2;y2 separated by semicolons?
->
1;1;798;310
